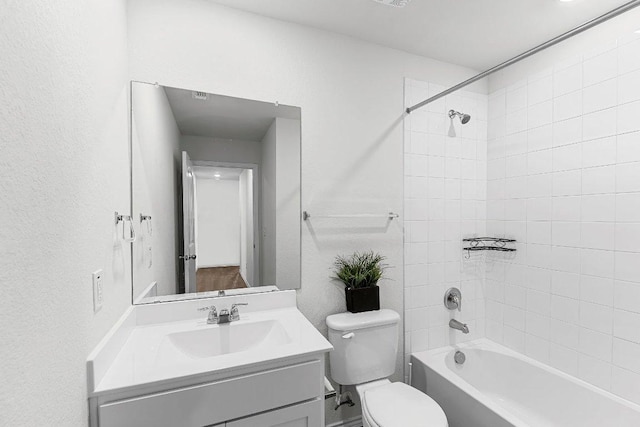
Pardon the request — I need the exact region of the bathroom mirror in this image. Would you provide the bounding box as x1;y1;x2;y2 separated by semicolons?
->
130;81;301;304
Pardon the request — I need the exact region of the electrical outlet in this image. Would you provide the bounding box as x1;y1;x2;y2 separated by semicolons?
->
93;270;103;313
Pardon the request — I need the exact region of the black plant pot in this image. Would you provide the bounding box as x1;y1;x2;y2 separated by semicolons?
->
345;285;380;313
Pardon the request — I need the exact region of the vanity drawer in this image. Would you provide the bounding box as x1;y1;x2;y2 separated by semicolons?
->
98;360;323;427
227;398;322;427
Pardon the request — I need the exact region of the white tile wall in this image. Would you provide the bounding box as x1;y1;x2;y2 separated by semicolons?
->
486;36;640;405
403;79;488;378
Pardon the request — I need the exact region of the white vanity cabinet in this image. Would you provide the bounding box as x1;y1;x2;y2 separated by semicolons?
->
87;293;332;427
93;358;325;427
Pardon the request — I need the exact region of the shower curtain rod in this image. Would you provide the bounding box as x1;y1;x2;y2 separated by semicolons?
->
406;0;640;114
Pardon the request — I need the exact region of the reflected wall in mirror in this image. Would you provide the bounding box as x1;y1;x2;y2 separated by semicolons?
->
131;81;301;304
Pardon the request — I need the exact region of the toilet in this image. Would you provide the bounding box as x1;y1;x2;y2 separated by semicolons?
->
327;309;448;427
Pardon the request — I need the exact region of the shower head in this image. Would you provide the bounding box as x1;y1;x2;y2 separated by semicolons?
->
448;109;471;124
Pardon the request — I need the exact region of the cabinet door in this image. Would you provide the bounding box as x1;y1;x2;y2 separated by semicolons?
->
227;399;322;427
98;360;322;427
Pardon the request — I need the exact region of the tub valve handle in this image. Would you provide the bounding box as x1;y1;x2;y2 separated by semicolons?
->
444;287;462;311
453;294;461;311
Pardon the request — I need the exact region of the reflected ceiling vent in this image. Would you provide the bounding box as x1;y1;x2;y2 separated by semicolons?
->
372;0;411;8
192;91;208;101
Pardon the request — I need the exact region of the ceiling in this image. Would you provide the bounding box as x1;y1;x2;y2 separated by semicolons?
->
209;0;633;70
164;86;301;141
193;166;245;181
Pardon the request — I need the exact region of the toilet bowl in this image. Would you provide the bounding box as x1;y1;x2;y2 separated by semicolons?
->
326;309;448;427
357;380;447;427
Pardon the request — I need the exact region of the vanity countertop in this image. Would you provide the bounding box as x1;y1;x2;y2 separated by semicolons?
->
87;291;332;397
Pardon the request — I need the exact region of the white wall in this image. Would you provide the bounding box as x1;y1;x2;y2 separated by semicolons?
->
2;1;638;425
195;177;241;268
0;1;130;425
261;119;277;285
131;84;181;299
275;118;302;290
127;1;483;422
403;79;488;378
485;9;640;405
239;169;255;285
181;135;262;164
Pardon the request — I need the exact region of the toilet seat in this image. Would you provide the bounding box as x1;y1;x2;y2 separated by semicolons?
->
361;382;448;427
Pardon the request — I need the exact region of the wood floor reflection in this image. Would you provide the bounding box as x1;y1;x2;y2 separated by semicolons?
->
196;266;248;292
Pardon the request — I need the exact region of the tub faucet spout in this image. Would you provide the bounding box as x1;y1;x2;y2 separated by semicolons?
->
449;319;469;334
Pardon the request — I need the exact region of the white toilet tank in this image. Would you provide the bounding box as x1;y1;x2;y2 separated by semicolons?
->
326;309;400;385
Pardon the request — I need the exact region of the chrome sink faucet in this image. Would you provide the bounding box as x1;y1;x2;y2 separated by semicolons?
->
205;303;248;324
449;318;470;334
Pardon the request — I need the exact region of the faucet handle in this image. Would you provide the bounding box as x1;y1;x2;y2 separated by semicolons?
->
453;295;461;312
444;287;462;312
207;306;218;324
230;303;248;321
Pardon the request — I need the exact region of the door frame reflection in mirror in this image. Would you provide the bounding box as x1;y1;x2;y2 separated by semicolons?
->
191;160;261;292
129;81;302;305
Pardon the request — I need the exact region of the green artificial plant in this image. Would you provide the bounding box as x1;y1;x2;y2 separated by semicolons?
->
333;251;387;289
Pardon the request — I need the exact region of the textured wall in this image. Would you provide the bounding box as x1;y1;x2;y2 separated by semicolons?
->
127;0;483;423
0;0;130;425
486;10;640;405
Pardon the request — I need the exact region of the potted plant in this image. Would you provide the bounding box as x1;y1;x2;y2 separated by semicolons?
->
333;251;387;313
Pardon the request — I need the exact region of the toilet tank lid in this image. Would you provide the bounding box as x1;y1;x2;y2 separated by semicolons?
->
326;309;400;332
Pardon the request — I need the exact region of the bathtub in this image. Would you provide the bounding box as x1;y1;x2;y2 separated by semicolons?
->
411;339;640;427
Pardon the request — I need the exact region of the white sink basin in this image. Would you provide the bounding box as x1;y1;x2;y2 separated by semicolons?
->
88;293;333;395
164;320;292;359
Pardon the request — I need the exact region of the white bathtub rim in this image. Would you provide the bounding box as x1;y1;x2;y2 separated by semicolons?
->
412;338;640;424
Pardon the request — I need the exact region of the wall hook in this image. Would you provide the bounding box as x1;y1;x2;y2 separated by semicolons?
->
115;211;136;242
140;214;152;236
